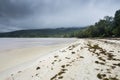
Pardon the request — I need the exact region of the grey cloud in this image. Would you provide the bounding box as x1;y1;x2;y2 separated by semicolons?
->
0;0;120;32
0;0;34;18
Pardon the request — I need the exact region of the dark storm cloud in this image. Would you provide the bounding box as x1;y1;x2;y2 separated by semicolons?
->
0;0;120;32
0;0;34;18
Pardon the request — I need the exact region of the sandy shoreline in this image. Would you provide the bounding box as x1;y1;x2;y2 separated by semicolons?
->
0;44;73;79
0;38;77;72
0;38;120;80
0;44;68;72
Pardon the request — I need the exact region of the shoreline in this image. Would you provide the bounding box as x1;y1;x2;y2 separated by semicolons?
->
0;38;77;72
0;44;75;72
0;40;78;79
0;38;120;80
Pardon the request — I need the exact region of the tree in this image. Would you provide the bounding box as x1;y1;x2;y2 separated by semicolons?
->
114;9;120;27
113;9;120;36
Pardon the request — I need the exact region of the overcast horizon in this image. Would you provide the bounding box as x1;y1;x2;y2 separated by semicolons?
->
0;0;120;32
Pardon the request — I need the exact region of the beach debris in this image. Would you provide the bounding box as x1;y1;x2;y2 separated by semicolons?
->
36;67;40;70
71;51;75;54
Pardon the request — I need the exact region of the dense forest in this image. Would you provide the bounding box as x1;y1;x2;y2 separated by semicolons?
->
0;9;120;38
70;9;120;38
0;28;84;37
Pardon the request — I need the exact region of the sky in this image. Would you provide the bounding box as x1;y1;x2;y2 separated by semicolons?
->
0;0;120;32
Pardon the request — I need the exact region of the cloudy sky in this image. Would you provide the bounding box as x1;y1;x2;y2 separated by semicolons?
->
0;0;120;32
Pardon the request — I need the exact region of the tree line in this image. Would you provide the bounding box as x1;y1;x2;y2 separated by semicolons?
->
0;9;120;38
69;9;120;38
0;28;81;37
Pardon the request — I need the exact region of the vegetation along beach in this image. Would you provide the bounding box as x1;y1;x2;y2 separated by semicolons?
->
0;0;120;80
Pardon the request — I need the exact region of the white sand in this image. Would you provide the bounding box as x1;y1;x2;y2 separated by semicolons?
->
0;39;120;80
0;38;77;72
0;45;68;72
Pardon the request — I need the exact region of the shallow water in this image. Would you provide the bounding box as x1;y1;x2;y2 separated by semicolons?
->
0;38;77;51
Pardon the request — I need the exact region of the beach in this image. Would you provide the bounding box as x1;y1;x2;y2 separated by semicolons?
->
0;38;120;80
0;38;77;78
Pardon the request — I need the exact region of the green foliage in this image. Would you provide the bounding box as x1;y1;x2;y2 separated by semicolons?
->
73;9;120;38
0;9;120;38
112;9;120;36
0;28;82;37
114;9;120;27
